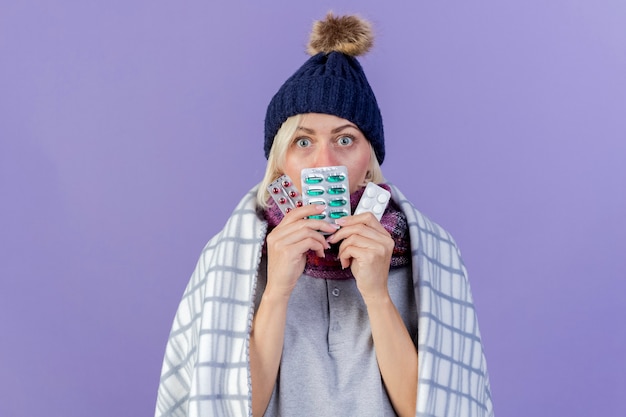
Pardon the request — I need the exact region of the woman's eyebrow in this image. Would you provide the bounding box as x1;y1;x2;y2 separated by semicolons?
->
331;124;358;134
296;126;315;134
296;124;358;134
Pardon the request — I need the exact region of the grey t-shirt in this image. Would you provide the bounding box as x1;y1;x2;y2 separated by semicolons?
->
254;257;417;417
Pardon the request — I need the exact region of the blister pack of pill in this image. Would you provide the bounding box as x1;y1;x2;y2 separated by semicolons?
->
354;182;391;221
267;174;303;215
300;165;350;224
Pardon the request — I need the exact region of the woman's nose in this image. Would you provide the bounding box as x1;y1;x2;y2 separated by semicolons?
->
313;145;337;167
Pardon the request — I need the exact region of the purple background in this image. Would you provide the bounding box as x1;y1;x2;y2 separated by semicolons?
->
1;1;625;416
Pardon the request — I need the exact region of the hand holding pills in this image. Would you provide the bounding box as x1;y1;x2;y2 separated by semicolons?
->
327;207;394;301
265;203;340;298
266;166;393;298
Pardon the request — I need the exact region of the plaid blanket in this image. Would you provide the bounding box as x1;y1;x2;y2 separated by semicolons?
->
155;184;494;417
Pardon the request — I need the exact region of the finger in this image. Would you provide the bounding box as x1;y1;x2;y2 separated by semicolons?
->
269;226;331;252
326;219;390;244
281;205;341;234
282;203;326;223
337;234;389;258
335;212;382;229
327;224;385;244
274;220;338;240
337;241;391;274
287;236;328;258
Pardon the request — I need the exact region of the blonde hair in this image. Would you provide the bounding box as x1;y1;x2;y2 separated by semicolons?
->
256;114;385;207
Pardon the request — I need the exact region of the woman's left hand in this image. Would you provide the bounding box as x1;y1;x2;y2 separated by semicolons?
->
326;212;395;301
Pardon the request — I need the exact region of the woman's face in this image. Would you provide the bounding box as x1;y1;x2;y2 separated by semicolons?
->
283;113;372;194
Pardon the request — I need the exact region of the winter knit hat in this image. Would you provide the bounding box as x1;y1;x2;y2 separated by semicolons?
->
264;13;385;164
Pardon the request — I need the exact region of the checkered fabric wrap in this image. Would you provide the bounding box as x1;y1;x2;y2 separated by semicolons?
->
155;185;493;417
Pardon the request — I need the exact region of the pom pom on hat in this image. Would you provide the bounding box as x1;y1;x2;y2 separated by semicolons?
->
307;13;373;56
264;12;385;164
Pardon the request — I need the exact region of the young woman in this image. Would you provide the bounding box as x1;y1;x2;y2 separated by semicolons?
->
251;112;418;417
156;13;493;417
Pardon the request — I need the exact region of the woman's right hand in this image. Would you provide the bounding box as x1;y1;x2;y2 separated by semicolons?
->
265;204;339;299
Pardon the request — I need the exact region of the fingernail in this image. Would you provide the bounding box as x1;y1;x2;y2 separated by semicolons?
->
335;218;346;225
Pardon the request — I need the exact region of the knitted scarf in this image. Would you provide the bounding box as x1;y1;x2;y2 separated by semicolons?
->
263;184;410;280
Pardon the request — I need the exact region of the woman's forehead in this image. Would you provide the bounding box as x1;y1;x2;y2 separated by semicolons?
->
298;113;361;133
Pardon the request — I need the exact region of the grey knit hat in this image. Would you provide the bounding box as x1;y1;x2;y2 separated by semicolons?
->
264;13;385;164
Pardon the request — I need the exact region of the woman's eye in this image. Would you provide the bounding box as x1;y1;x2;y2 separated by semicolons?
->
337;136;353;146
296;138;311;148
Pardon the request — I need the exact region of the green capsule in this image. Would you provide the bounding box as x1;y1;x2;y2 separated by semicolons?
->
304;175;324;184
327;174;346;183
329;211;349;219
328;186;346;195
328;198;347;207
308;214;326;220
306;188;324;196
